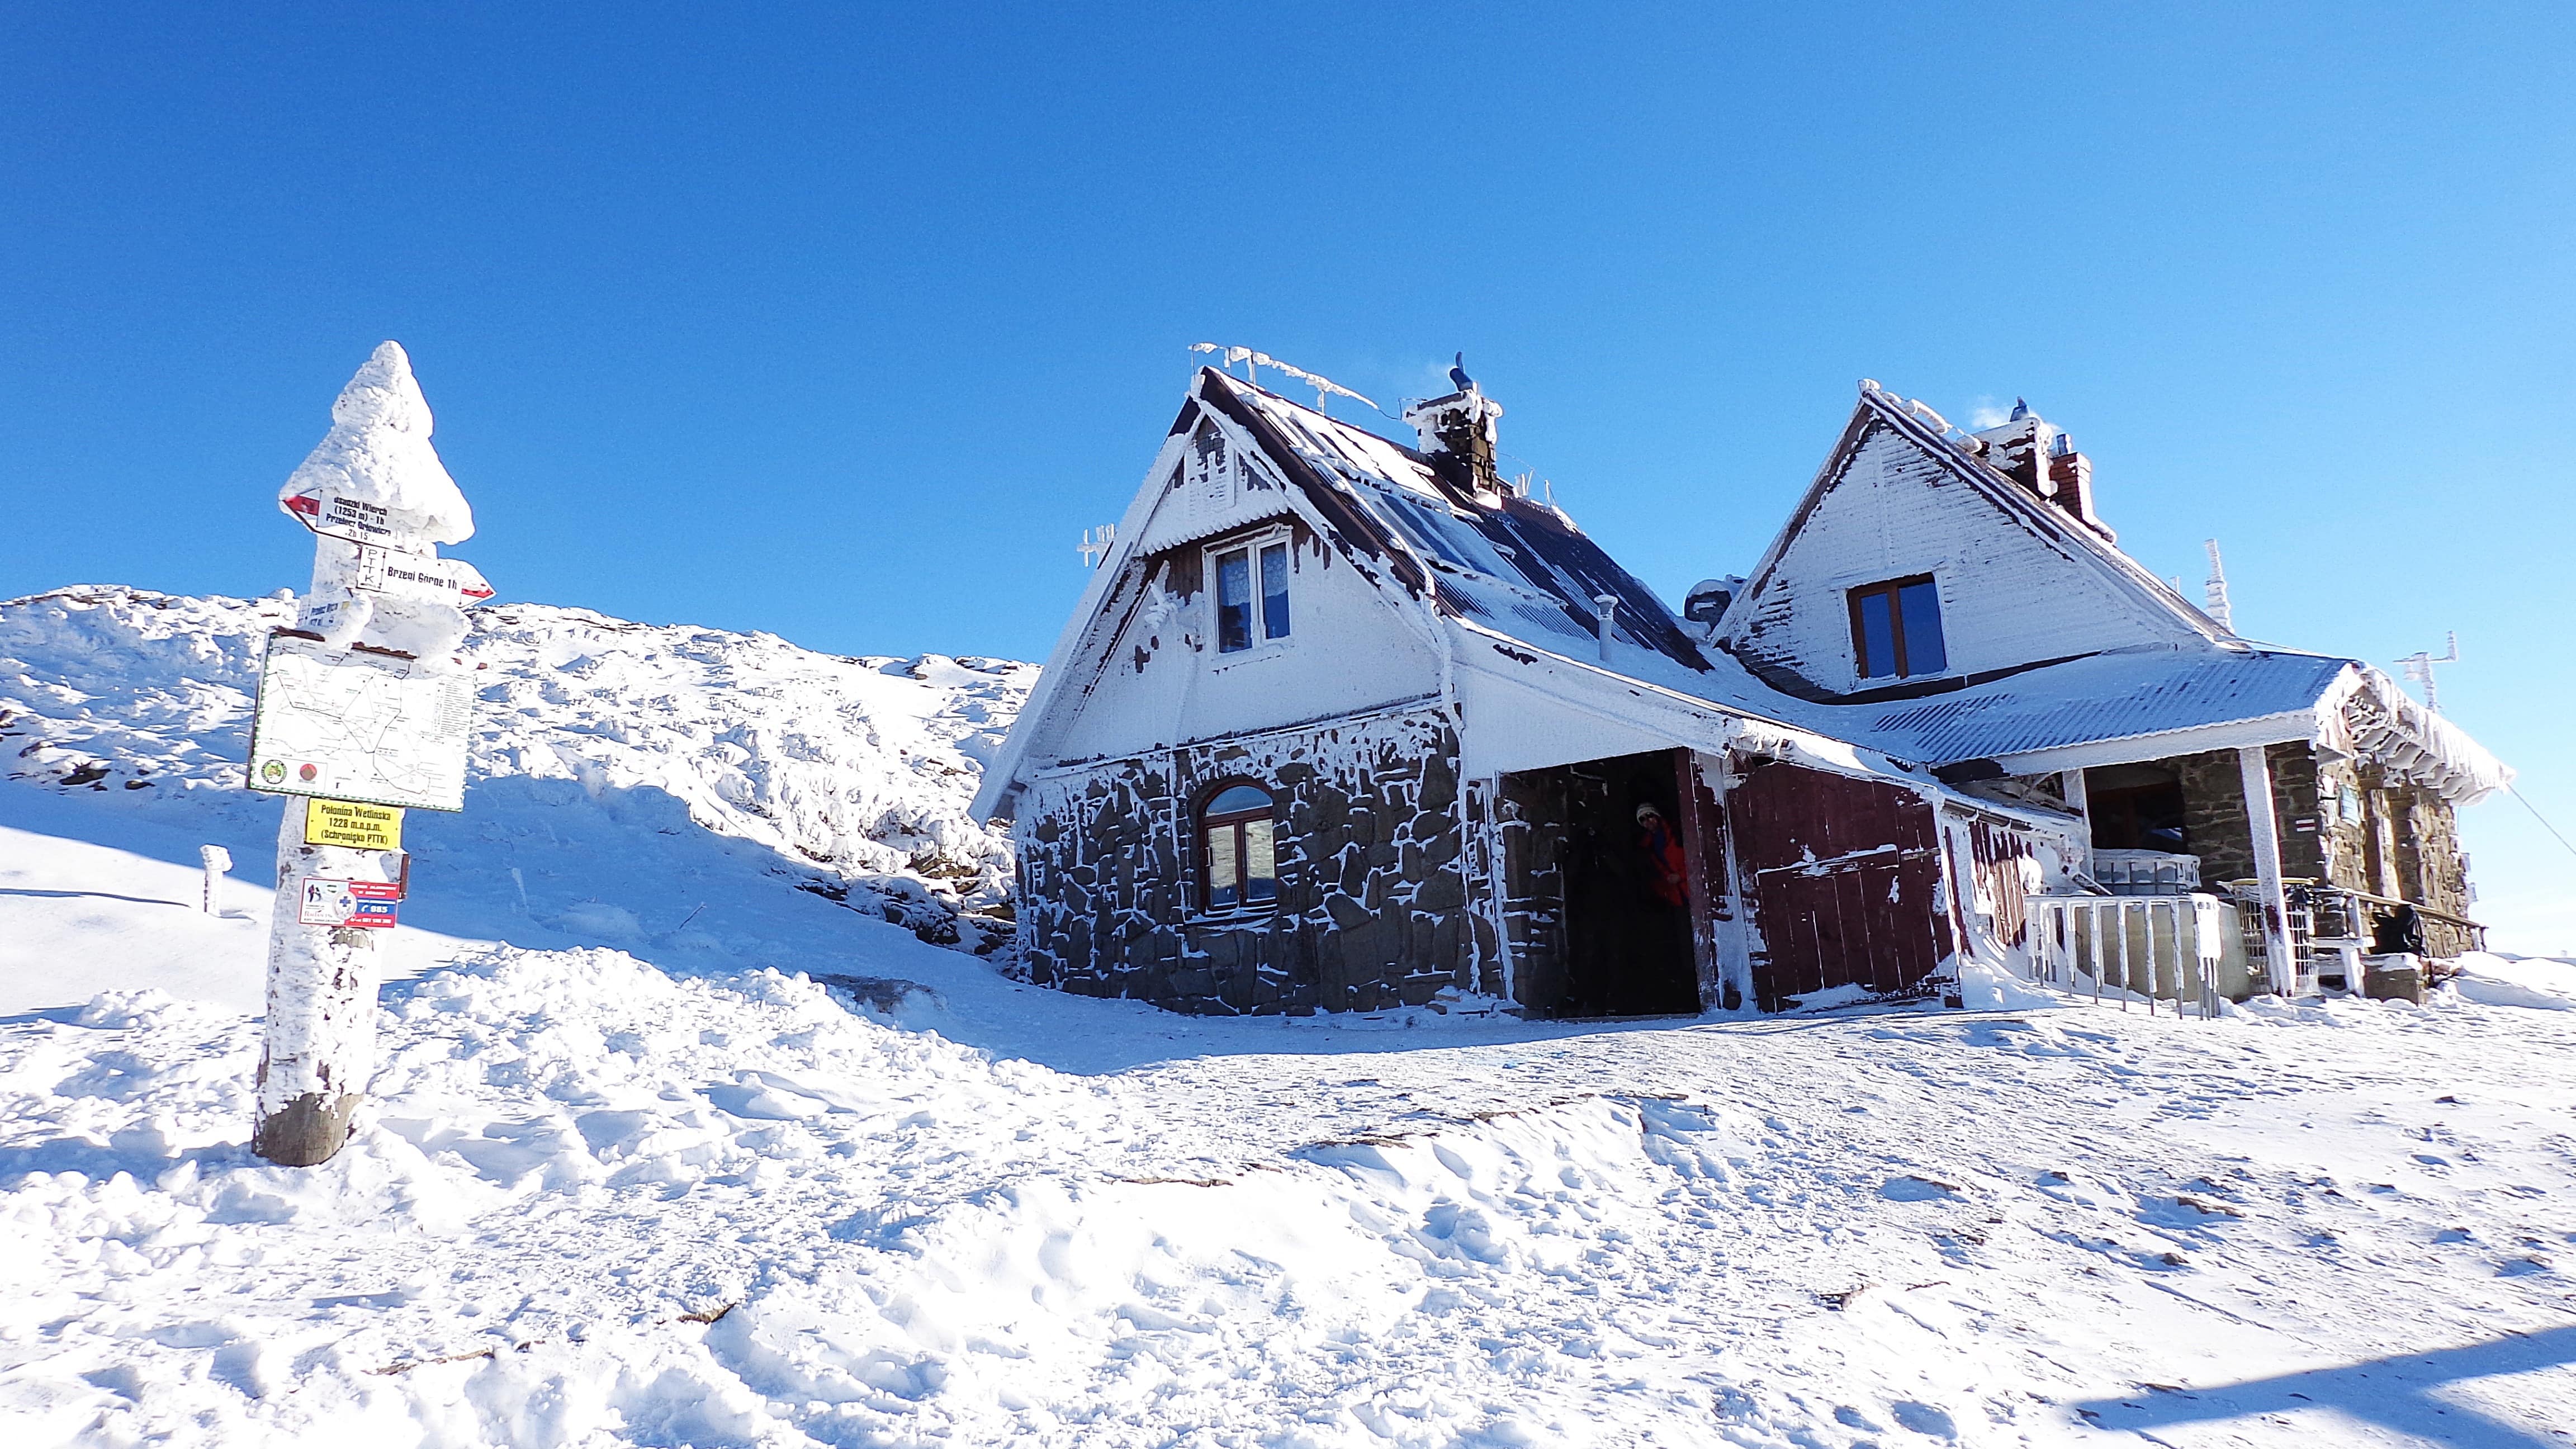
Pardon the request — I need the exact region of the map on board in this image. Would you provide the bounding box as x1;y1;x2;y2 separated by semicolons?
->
247;631;475;812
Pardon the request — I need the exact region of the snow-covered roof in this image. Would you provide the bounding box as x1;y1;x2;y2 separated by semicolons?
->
977;369;2513;817
1202;371;1717;675
1855;648;2352;765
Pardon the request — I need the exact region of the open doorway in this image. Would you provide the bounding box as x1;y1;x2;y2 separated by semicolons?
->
2086;763;2187;853
1498;749;1701;1018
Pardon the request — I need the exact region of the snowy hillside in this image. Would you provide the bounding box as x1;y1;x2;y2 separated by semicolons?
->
6;586;2576;1446
1;585;1035;954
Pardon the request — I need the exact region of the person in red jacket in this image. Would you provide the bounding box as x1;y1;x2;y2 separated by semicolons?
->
1636;802;1687;908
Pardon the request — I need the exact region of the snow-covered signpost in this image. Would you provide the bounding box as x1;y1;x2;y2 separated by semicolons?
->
247;342;485;1166
198;845;231;914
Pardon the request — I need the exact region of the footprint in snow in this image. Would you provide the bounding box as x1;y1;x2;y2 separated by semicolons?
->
1881;1175;1961;1202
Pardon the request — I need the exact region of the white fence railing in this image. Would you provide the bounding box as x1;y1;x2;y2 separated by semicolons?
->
2024;894;2230;1019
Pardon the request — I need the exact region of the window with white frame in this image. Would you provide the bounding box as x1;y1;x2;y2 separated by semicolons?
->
1210;531;1292;654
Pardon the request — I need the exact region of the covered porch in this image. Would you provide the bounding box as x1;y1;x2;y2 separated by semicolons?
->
1988;667;2506;1002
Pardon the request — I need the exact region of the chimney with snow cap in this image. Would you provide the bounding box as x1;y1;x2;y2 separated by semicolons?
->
1969;400;2112;542
1403;359;1507;499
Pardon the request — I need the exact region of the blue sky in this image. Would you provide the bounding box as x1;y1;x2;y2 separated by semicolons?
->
5;4;2573;946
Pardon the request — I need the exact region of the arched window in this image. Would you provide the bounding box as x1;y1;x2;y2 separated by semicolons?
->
1200;783;1278;911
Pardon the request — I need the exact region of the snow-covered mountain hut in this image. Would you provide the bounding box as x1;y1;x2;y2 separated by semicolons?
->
973;368;2506;1016
1716;386;2509;982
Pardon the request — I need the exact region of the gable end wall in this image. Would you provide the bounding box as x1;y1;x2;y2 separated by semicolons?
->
1732;422;2203;695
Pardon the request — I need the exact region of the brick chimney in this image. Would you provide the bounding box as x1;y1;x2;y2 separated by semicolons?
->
1970;400;2113;542
1404;383;1507;499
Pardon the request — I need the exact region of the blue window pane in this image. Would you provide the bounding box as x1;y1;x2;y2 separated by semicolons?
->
1208;784;1271;815
1857;590;1896;678
1216;550;1251;652
1897;581;1947;675
1260;544;1291;639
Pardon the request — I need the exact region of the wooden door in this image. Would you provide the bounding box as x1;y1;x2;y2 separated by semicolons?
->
1727;757;1947;1010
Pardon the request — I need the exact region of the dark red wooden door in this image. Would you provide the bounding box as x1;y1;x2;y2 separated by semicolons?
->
1728;757;1947;1010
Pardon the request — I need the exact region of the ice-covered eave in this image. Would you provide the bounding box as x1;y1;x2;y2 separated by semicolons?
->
1973;662;2513;807
1984;709;2323;778
2321;665;2514;806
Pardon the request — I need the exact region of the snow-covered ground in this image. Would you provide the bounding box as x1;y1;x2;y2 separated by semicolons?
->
6;586;2575;1447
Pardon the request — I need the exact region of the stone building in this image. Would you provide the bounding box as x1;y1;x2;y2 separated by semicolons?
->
973;368;2507;1016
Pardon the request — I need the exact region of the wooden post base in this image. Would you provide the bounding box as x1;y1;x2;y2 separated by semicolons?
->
252;1089;363;1167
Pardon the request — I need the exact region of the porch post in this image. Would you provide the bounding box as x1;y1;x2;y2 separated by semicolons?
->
2059;769;2092;874
2237;745;2297;995
1671;747;1720;1011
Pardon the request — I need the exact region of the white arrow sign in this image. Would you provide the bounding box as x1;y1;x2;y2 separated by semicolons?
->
281;490;442;556
348;543;495;607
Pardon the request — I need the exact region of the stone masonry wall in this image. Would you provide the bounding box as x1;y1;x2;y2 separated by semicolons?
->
1013;707;1479;1015
1492;766;1570;1010
2314;756;2475;954
2171;744;2474;954
2172;743;2325;887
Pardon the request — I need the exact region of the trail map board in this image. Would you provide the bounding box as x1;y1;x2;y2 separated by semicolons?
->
247;632;473;812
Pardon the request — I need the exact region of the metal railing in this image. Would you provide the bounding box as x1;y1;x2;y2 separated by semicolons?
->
2090;849;2202;896
2220;880;2485;992
2024;894;2229;1019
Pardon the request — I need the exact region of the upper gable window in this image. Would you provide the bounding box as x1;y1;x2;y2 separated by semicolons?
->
1213;532;1292;654
1849;575;1948;679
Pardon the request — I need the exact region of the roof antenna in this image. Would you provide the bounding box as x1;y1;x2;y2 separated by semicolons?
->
2202;538;2234;631
2395;633;2460;714
1186;344;1379;414
1078;523;1116;570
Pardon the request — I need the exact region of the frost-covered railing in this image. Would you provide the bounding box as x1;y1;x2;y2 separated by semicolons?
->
2089;849;2200;896
2023;894;2230;1019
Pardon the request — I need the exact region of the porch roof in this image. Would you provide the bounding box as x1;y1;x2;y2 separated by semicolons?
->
1852;647;2352;766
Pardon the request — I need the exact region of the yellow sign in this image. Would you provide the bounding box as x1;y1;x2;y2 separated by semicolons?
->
304;797;405;851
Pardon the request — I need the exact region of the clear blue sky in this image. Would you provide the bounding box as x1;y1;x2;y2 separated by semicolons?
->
5;4;2573;947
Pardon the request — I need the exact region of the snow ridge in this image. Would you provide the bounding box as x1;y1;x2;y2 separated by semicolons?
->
0;585;1035;945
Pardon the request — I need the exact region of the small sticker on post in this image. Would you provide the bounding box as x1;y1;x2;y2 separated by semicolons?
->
304;798;405;850
298;878;400;929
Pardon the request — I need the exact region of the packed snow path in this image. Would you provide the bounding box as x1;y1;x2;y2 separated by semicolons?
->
6;584;2574;1445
